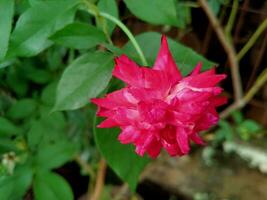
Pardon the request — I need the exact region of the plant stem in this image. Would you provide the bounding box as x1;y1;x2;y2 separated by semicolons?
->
99;12;148;66
198;0;243;103
225;0;239;41
243;67;267;104
74;156;95;195
83;0;148;66
220;67;267;118
237;18;267;61
89;159;107;200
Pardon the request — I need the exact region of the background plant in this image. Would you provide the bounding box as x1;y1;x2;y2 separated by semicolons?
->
0;0;266;200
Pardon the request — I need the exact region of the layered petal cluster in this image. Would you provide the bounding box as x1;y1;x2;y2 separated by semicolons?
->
92;35;226;158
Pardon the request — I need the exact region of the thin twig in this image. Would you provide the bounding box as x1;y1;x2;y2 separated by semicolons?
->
225;0;239;41
220;67;267;118
201;24;212;54
75;156;96;195
237;18;267;61
246;30;267;90
233;0;250;43
89;158;107;200
198;0;243;103
114;183;130;200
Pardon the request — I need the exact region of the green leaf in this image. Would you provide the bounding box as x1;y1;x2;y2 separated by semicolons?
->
24;67;52;84
27;112;66;149
0;0;14;60
41;81;58;106
7;99;37;120
6;68;28;96
215;120;233;142
34;171;73;200
0;117;20;136
103;43;125;56
231;110;243;124
7;0;79;57
50;22;106;49
237;119;262;140
94;117;150;191
208;0;221;15
34;140;77;170
124;0;181;27
176;2;191;28
98;0;119;34
0;165;32;200
123;32;216;75
53;51;114;111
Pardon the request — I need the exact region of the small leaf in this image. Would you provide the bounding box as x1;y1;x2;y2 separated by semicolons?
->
41;81;58;106
7;0;79;57
34;140;77;170
124;0;180;27
94;117;150;191
237;119;262;140
25;68;52;84
7;99;37;120
0;0;14;60
231;110;243;124
176;2;191;28
34;171;73;200
208;0;222;16
27;112;66;149
0;117;20;136
215;120;233;142
6;69;28;96
50;22;106;49
123;32;216;75
53;51;114;111
98;0;119;34
0;165;32;200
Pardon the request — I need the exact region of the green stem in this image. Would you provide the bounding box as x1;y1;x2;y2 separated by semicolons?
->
220;67;267;118
83;0;147;66
99;12;148;66
244;67;267;104
237;18;267;61
224;0;239;41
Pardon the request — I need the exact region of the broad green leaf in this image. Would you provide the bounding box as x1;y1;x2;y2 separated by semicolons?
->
98;0;119;34
34;171;73;200
0;0;14;60
7;0;79;57
50;22;106;49
53;51;114;111
94;117;150;191
123;32;216;75
0;117;20;136
124;0;181;27
7;99;37;120
34;140;77;170
0;165;32;200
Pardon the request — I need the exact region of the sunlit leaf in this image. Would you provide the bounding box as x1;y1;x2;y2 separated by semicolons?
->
53;51;114;111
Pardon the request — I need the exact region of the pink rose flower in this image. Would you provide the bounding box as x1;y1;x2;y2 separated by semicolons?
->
92;35;226;158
